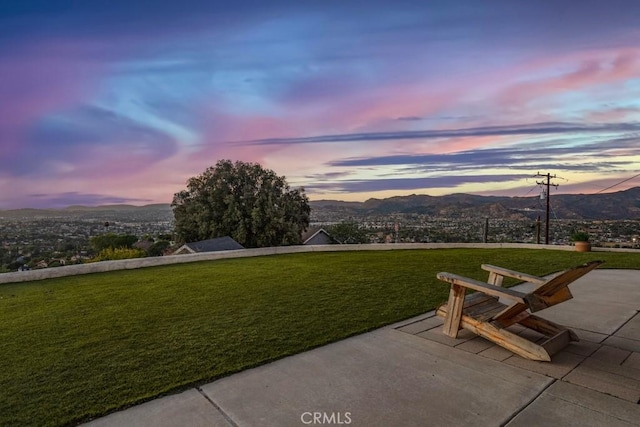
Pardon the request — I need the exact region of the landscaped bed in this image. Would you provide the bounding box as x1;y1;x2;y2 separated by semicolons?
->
1;248;638;426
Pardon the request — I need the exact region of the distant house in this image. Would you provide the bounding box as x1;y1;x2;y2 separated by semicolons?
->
301;227;334;245
173;236;245;254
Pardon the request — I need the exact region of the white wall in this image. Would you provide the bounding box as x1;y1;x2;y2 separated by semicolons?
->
0;243;624;285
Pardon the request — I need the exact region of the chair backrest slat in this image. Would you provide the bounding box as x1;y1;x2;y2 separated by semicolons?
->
532;261;603;298
493;260;603;323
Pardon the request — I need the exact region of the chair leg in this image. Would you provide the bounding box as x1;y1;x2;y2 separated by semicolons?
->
518;314;579;342
541;329;572;357
442;284;465;338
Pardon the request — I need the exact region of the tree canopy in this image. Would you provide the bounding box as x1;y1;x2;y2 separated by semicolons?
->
172;160;310;248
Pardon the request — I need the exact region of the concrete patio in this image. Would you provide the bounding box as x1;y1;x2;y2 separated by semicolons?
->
84;269;640;426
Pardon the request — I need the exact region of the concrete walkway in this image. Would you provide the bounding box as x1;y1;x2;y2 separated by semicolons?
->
84;270;640;426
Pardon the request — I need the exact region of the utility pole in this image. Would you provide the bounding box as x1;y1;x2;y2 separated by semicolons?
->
535;172;558;244
483;218;489;243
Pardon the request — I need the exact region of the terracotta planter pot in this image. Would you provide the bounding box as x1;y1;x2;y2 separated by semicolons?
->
574;241;591;252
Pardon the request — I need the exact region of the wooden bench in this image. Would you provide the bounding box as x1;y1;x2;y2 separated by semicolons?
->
435;261;603;361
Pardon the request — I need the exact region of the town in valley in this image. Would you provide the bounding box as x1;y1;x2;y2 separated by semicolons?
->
1;188;639;273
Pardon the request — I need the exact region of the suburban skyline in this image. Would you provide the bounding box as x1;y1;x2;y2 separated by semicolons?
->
2;1;640;209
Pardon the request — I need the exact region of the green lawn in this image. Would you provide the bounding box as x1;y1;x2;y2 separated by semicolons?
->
1;248;638;426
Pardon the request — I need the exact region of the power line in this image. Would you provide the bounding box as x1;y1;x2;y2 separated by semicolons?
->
590;172;640;195
571;172;640;204
521;184;539;198
549;200;559;220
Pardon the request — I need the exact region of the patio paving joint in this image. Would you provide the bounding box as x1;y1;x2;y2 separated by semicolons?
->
501;379;556;426
610;311;639;337
554;387;640;420
196;387;238;427
559;353;589;382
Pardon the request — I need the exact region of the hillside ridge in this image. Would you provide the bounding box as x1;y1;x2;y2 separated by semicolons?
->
311;187;640;220
1;187;639;220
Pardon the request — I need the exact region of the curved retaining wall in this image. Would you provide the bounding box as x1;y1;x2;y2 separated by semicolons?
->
0;243;632;285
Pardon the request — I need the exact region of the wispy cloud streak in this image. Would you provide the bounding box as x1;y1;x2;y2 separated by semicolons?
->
238;122;640;146
328;136;640;168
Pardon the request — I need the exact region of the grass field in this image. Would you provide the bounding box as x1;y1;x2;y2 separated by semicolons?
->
1;248;638;426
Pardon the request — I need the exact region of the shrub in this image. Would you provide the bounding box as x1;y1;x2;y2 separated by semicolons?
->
90;234;139;252
90;247;146;262
571;231;590;242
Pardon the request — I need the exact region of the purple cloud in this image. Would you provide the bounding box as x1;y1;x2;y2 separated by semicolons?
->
237;122;640;146
328;137;640;170
3;105;179;178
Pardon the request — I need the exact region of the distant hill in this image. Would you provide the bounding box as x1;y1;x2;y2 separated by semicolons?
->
2;187;639;221
310;187;640;220
0;204;174;222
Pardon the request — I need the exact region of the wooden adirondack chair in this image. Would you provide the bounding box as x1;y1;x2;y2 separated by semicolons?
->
435;261;603;361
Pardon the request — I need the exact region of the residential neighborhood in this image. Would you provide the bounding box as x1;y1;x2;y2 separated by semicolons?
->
0;211;174;272
1;205;638;273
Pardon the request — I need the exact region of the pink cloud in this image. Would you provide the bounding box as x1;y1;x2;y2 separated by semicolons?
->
63;144;170;179
185;109;298;172
335;83;469;132
495;49;640;107
431;135;508;155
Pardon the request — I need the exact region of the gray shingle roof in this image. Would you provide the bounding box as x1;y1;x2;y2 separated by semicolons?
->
183;236;244;253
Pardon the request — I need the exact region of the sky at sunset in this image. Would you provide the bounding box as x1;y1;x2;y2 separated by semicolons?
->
1;0;640;209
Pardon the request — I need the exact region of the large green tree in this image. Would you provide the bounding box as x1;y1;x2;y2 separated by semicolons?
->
172;160;310;248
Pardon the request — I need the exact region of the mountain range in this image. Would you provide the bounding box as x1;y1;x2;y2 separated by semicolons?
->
1;187;639;221
310;187;640;221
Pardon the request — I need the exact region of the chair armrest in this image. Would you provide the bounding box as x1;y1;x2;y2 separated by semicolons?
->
481;264;547;285
437;272;528;304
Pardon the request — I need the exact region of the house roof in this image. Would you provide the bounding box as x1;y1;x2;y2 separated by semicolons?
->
302;227;332;244
182;236;244;253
